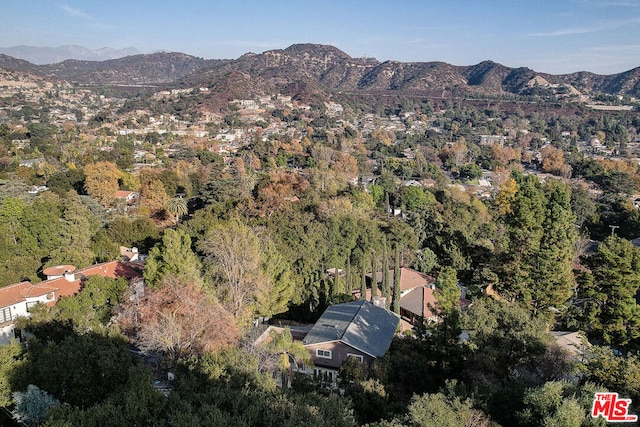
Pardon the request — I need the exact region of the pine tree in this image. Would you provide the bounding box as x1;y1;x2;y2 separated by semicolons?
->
144;229;202;288
530;181;577;312
333;265;341;295
497;174;545;303
435;267;460;314
573;236;640;347
392;246;401;314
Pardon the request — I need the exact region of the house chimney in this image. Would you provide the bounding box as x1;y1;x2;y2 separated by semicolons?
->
372;296;386;308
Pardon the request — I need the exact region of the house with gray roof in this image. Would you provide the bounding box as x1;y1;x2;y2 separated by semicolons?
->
302;300;399;381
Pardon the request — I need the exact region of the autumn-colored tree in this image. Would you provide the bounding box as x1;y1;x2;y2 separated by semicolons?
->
256;170;309;217
371;128;395;146
309;160;347;196
333;153;359;184
121;274;237;359
494;177;518;215
84;161;120;206
491;144;521;170
139;178;169;217
541;145;570;177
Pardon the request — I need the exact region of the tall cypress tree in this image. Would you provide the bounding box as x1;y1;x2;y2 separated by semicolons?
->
333;265;340;295
345;256;351;293
392;245;401;314
360;256;367;301
382;244;390;308
371;250;378;300
531;180;577;312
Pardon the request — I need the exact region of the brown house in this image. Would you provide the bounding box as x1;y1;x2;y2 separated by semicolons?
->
302;300;399;381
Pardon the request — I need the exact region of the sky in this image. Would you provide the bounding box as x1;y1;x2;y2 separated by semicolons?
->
1;0;639;75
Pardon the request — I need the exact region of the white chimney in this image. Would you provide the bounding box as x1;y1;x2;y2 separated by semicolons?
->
372;296;386;308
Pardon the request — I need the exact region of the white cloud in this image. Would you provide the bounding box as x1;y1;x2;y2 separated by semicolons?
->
58;4;115;31
60;5;92;20
530;18;640;37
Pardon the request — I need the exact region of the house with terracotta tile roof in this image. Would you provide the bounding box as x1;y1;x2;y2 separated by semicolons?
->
115;190;139;203
0;261;142;344
399;284;471;325
359;267;470;327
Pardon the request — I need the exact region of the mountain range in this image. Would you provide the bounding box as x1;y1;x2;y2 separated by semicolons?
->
0;45;140;65
0;43;639;101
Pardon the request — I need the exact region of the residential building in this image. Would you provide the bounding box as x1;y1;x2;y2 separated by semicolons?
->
361;267;470;327
0;261;142;344
301;300;399;381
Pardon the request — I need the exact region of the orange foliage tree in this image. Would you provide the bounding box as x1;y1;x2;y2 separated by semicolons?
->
119;275;237;359
256;170;309;217
84;161;120;206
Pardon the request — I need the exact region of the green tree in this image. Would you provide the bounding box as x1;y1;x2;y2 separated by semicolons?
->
166;197;188;226
360;256;367;301
12;332;134;409
435;267;460;315
497;174;546;304
371;250;378;300
49;276;129;332
462;298;551;384
530;181;577;313
345;256;352;293
392;246;401;314
255;240;296;318
397;185;433;212
144;229;202;287
458;163;482;180
413;248;438;274
405;392;479;427
571;236;640;347
517;381;602;427
0;341;22;406
105;217;159;253
46;191;99;268
382;245;390;308
266;328;312;388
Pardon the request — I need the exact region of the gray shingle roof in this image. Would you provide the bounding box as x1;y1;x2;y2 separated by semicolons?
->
302;300;399;357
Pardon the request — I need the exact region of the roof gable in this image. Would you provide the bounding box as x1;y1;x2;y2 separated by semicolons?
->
303;300;399;358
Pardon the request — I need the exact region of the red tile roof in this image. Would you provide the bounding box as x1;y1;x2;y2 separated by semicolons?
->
0;282;57;307
1;261;143;308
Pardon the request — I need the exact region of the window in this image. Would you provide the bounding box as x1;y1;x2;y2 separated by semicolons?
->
347;353;364;363
314;368;334;381
0;307;11;323
316;349;332;359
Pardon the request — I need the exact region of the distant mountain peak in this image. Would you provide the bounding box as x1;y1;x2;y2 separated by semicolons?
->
0;45;139;65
